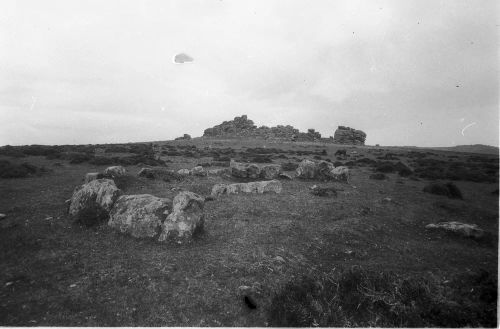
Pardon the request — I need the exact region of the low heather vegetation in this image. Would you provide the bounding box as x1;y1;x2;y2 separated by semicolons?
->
268;266;496;327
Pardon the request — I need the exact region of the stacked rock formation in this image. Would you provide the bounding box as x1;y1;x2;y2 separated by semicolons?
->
203;115;367;143
203;115;313;141
333;126;366;145
203;115;257;137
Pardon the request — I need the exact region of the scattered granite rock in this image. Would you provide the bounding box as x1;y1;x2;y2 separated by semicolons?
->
191;166;207;177
425;221;484;239
158;191;205;243
103;166;127;178
108;194;171;239
68;179;122;226
211;180;282;197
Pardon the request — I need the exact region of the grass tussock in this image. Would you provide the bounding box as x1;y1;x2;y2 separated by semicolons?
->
268;266;497;327
0;160;50;178
423;182;463;199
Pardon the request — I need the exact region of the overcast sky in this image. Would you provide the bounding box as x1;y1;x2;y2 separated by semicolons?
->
0;0;498;146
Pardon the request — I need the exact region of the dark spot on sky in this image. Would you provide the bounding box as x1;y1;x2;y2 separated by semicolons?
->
174;53;194;64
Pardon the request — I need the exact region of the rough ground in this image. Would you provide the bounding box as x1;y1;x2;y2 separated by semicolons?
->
0;138;497;326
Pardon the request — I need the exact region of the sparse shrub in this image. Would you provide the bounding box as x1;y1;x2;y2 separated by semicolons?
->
282;162;299;171
129;143;154;156
0;160;49;178
370;173;387;180
423;182;463;199
197;162;212;167
398;167;413;177
310;186;337;197
164;150;183;156
313;155;323;160
268;266;497;327
375;161;396;173
112;175;136;191
18;145;63;157
250;155;273;163
67;152;93;164
88;157;117;165
445;182;463;199
213;155;231;162
116;155;165;166
356;157;377;166
333;161;344;167
138;168;182;182
211;161;230;167
0;145;26;158
377;153;399;160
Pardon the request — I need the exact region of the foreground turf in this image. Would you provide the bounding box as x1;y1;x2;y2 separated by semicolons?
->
0;140;497;326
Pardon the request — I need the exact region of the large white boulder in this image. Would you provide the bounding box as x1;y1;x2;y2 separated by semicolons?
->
158;191;205;243
108;194;171;239
68;179;122;225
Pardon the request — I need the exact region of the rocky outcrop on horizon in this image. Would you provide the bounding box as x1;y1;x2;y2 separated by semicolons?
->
202;115;366;144
203;115;323;141
333;126;366;145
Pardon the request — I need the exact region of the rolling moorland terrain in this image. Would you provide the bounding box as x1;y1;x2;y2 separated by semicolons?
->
0;135;498;326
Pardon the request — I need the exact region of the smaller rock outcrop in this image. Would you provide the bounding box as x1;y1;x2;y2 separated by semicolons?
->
108;194;171;239
230;160;261;179
333;126;366;145
158;191;205;243
295;159;318;179
103;166;127;178
191;166;207;177
310;185;338;197
211;180;282;197
295;159;350;182
177;168;191;176
260;164;282;179
330;166;350;182
68;179;122;226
